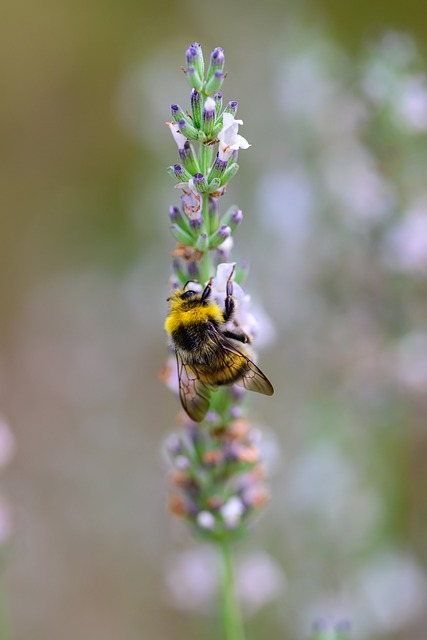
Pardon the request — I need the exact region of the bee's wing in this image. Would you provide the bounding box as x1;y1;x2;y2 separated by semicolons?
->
212;331;274;396
176;352;211;422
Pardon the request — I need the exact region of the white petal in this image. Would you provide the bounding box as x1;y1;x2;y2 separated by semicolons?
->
204;96;216;112
235;134;251;150
166;122;187;149
218;143;234;162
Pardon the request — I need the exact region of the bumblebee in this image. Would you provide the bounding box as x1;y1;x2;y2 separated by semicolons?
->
165;268;274;422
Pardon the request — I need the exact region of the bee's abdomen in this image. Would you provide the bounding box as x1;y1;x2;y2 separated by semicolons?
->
171;323;213;354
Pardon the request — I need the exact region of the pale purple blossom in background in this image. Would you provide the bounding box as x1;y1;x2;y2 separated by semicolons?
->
0;417;15;469
391;332;427;394
382;205;427;274
321;142;394;222
354;551;427;635
0;496;12;545
236;552;286;616
0;416;15;544
166;547;285;615
395;75;427;132
278;50;340;122
303;551;427;640
166;547;218;613
284;443;381;546
361;33;417;105
257;168;314;244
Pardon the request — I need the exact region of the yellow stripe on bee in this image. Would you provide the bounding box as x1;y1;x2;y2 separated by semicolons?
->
165;302;223;335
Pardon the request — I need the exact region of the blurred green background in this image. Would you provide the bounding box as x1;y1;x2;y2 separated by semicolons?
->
1;1;427;639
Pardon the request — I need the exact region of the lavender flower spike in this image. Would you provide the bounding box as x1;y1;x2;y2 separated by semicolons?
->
163;43;274;640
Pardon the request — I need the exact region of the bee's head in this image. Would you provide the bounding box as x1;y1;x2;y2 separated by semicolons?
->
166;286;198;307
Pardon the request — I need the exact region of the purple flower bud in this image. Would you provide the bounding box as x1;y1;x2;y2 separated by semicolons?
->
211;47;224;68
221;205;242;229
219;224;231;238
206;48;225;87
202;97;216;137
195;232;209;251
179;140;200;176
209;196;219;215
177;118;199;141
189;215;204;232
170;103;189;125
185;43;204;90
208;154;228;184
166;434;182;456
213;92;223;116
208;196;219;232
171;258;181;272
231;209;243;224
205;410;220;424
224;442;239;463
169;205;191;234
220;162;239;186
187;261;199;280
225;100;238;117
169;206;180;223
186;45;198;66
190;89;202;129
230;406;243;420
210;225;231;249
173;163;189;182
186;66;203;91
205;70;224;96
192;172;209;193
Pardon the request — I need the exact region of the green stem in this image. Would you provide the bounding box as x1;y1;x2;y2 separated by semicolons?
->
200;144;213;176
219;541;245;640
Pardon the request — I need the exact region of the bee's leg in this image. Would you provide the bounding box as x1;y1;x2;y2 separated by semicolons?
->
201;277;214;301
223;266;236;321
223;329;250;344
